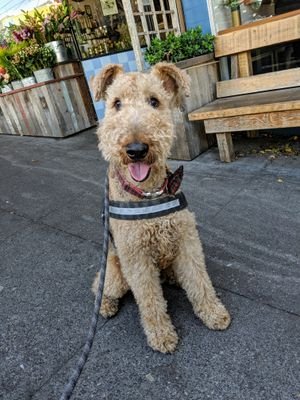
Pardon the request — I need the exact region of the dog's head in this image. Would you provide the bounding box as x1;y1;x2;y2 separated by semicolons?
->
91;63;190;184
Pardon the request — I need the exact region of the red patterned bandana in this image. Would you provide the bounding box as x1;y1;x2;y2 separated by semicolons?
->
115;166;184;199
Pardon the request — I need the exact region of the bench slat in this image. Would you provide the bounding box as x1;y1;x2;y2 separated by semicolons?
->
214;10;300;58
204;110;300;133
217;68;300;98
188;87;300;120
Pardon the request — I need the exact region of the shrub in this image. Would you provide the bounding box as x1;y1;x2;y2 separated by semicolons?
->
144;26;214;65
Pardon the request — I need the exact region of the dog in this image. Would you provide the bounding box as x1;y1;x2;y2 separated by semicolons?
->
91;63;231;353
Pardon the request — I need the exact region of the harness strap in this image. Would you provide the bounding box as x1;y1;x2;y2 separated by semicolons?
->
109;192;188;220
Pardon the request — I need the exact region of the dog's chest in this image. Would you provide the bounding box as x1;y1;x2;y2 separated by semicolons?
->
143;218;181;268
112;216;182;269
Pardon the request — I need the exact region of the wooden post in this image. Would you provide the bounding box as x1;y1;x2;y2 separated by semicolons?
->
216;133;235;162
123;0;144;71
238;51;253;77
237;50;258;137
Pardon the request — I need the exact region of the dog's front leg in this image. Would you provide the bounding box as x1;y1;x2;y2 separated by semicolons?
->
121;257;178;353
92;244;129;318
173;222;231;331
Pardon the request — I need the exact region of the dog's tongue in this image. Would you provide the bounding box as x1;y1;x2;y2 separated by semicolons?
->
128;162;150;182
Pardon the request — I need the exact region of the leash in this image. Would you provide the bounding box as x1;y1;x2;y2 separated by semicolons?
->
59;174;110;400
59;166;185;398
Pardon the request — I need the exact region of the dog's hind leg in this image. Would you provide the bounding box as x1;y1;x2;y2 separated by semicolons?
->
92;244;129;318
172;224;231;331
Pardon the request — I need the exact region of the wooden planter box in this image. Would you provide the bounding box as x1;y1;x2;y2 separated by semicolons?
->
0;65;97;138
169;53;219;160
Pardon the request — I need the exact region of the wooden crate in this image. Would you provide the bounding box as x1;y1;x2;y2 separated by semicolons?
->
0;73;97;137
53;61;83;78
169;54;219;160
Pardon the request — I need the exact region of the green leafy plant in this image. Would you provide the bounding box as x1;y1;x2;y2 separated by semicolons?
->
144;26;214;65
33;44;56;70
0;42;27;81
223;0;242;11
10;42;55;77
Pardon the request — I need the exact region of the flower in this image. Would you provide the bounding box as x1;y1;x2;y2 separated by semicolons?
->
3;73;10;82
40;0;76;42
0;42;28;81
9;1;78;45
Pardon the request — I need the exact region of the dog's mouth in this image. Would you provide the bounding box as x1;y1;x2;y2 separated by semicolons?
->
128;162;151;182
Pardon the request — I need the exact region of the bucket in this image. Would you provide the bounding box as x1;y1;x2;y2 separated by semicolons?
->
1;84;12;93
46;41;69;63
34;68;54;83
22;76;36;87
11;80;24;90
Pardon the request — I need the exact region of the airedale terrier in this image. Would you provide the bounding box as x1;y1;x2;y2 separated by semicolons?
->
91;63;231;353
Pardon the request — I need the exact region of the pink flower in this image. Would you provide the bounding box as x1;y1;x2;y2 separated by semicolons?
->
70;10;79;20
12;31;22;43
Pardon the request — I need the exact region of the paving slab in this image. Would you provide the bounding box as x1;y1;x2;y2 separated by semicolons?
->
0;130;299;400
1;223;102;400
32;290;300;400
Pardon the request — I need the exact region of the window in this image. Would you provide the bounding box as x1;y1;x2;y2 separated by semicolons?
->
69;0;132;59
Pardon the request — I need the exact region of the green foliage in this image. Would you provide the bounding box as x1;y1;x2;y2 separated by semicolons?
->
223;0;241;11
0;42;27;80
144;27;215;65
33;45;56;70
11;42;56;78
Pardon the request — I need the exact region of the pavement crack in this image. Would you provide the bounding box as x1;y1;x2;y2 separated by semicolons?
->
0;208;102;246
30;319;110;399
216;285;300;318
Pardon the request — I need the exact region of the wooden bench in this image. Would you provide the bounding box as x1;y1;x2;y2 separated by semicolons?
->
188;10;300;162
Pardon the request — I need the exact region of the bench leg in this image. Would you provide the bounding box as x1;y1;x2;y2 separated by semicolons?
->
216;133;235;162
247;130;259;138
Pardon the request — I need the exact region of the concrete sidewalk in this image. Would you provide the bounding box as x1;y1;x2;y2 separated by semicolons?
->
0;129;299;400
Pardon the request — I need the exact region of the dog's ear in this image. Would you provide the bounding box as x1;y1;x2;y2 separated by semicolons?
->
150;62;191;107
90;64;124;101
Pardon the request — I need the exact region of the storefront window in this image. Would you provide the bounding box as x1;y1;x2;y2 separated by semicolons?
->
68;0;132;59
210;0;300;75
210;0;275;33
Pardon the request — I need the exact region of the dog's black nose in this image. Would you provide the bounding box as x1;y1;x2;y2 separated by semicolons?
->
126;142;149;161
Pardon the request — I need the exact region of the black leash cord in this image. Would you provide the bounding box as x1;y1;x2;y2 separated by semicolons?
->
60;175;109;400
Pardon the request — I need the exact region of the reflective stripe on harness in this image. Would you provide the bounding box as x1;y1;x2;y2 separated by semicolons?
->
109;192;188;220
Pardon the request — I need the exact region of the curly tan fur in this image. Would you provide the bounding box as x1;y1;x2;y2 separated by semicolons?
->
91;63;231;353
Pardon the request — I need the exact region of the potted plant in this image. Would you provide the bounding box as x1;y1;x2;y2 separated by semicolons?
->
223;0;243;26
34;1;78;63
0;42;26;90
145;26;215;68
144;27;218;160
10;45;37;86
31;43;56;82
0;67;12;93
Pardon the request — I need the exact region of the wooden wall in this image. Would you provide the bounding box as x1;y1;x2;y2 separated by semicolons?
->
0;73;97;137
169;57;219;160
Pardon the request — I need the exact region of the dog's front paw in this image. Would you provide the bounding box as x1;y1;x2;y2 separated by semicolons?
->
100;295;119;318
147;326;179;353
199;301;231;331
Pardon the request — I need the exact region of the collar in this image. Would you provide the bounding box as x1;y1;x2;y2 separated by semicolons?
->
115;165;184;199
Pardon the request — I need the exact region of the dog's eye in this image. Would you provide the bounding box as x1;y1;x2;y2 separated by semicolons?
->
113;99;122;111
149;97;160;108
